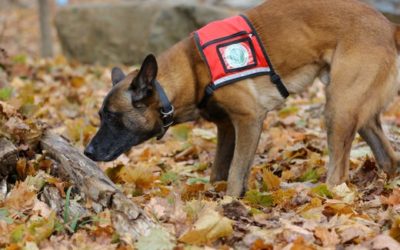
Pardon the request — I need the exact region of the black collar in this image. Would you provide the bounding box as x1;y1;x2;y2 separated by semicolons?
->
153;80;174;139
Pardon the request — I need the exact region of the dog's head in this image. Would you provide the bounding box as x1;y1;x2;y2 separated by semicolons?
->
84;54;165;161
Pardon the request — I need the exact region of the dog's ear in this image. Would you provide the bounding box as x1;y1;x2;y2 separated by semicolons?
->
130;54;158;102
111;67;125;86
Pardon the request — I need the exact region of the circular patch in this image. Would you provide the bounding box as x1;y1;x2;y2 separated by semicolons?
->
224;43;249;69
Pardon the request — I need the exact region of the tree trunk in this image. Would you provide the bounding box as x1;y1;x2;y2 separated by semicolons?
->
38;0;53;58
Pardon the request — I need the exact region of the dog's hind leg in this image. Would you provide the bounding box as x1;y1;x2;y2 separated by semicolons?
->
325;102;358;186
324;47;398;186
210;120;235;182
359;113;400;177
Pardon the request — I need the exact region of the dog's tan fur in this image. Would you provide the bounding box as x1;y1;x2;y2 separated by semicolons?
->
98;0;400;196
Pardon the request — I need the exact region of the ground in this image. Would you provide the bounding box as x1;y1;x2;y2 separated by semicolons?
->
1;4;400;250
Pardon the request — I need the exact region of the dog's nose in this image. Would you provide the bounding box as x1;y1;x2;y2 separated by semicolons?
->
84;144;96;160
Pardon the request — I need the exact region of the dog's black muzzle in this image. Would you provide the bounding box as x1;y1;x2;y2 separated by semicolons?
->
84;122;140;162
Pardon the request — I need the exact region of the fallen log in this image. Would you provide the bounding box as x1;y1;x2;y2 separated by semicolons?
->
0;137;18;177
40;131;157;240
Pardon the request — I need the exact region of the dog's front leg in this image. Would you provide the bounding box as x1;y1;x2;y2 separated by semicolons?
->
210;120;235;182
226;116;263;197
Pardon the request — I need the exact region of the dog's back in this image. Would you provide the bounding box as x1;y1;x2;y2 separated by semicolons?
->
246;0;399;75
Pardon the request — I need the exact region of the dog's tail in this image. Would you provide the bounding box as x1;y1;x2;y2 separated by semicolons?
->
395;25;400;51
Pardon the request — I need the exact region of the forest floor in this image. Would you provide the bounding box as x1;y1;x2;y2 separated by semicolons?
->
1;4;400;250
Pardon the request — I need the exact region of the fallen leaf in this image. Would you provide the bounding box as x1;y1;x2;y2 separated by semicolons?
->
244;190;274;207
179;208;233;245
310;184;333;199
314;227;340;247
222;200;249;220
332;183;355;203
250;239;273;250
4;182;36;212
390;216;400;242
136;227;175;250
289;237;316;250
381;189;400;206
32;199;52;218
262;170;280;191
367;234;400;250
192;128;216;141
118;164;157;190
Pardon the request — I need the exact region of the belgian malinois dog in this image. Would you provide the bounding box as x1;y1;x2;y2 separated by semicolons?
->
85;0;400;197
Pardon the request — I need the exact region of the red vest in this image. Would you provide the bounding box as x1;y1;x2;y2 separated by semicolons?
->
194;15;271;87
194;15;289;108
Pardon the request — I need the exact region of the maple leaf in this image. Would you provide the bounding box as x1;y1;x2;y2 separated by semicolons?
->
118;164;157;190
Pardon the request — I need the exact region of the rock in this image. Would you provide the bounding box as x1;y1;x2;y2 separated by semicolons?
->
362;0;400;23
55;1;234;65
201;0;263;10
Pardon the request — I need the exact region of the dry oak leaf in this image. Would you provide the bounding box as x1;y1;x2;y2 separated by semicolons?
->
381;188;400;206
314;227;340;247
332;183;356;204
179;208;233;245
32;199;53;218
263;170;281;191
366;234;400;250
4;182;36;212
250;239;273;250
284;237;316;250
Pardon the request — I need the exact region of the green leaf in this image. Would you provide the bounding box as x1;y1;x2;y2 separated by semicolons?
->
160;171;179;185
244;190;274;207
299;168;320;183
135;227;175;250
54;219;65;233
0;87;13;101
69;216;80;232
27;212;56;242
311;184;333;198
10;224;25;243
171;124;191;141
194;162;209;172
12;54;27;64
25;173;47;191
0;208;13;224
64;186;73;223
111;232;120;244
278;106;299;118
187;177;209;185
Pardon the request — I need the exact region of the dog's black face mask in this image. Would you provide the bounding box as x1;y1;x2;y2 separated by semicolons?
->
84;55;164;162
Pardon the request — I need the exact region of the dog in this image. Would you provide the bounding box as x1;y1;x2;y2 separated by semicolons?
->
84;0;400;197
